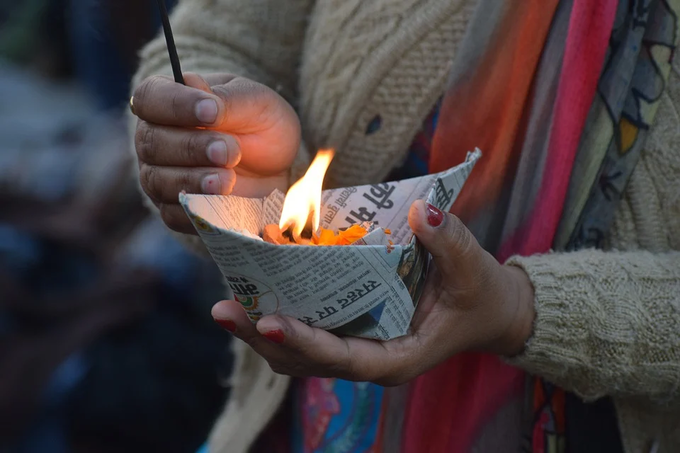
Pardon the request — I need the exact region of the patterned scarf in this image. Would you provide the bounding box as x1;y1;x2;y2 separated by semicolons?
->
401;0;680;452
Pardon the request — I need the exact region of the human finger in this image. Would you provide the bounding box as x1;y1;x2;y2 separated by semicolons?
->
212;300;288;359
158;203;198;235
255;315;411;384
408;200;491;285
132;74;225;127
139;164;236;203
135;121;241;168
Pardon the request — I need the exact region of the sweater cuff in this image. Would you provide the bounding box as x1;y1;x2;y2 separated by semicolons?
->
502;252;599;397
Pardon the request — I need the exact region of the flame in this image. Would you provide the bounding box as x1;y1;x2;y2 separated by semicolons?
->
279;149;335;238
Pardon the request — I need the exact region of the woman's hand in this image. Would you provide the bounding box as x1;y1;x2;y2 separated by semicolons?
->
212;201;536;386
132;73;301;234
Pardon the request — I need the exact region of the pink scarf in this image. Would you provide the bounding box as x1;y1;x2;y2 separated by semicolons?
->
402;1;617;451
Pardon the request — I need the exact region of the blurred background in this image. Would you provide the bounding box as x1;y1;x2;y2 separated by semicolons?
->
0;1;233;452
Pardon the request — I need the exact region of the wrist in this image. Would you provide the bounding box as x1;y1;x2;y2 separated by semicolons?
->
495;265;536;357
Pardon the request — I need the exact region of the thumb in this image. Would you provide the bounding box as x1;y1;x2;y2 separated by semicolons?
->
182;73;288;132
408;200;487;282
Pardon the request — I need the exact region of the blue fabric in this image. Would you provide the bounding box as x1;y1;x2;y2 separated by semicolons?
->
292;380;384;453
319;382;383;452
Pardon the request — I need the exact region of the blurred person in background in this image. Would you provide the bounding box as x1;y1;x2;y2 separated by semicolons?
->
130;0;680;452
1;1;230;452
66;0;176;111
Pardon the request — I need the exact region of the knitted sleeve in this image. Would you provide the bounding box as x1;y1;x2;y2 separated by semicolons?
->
506;250;680;404
128;0;314;254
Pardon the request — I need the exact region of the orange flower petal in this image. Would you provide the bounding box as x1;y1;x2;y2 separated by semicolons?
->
337;225;368;244
317;228;337;245
270;225;371;246
335;237;352;245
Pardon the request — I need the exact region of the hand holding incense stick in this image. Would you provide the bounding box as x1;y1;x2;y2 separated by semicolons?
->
156;0;185;85
130;71;303;234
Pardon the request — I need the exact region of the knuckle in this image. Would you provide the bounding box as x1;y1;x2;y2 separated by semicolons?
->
446;214;476;255
182;132;207;163
134;75;163;107
242;334;267;352
325;341;364;381
337;346;356;377
135;121;156;162
176;170;195;193
294;330;332;368
219;94;232;125
171;89;184;122
252;86;278;120
139;164;161;201
211;86;239;123
160;205;188;233
159;205;180;231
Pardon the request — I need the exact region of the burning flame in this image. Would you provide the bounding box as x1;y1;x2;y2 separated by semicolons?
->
279;149;335;238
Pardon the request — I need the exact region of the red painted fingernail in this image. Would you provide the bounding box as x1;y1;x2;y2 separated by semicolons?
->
426;203;444;227
215;319;236;333
263;329;285;344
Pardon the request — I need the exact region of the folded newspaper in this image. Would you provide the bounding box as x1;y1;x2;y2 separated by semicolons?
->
180;149;481;340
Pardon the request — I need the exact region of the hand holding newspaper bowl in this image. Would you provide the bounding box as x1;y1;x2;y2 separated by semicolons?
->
181;149;483;341
183;148;536;384
201;149;535;386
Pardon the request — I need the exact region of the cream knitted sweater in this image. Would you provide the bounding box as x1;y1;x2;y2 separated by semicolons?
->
130;1;680;452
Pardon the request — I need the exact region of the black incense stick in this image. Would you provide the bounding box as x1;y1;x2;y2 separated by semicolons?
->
156;0;185;85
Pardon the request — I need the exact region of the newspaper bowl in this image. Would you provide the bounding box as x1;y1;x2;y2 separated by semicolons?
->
180;149;480;340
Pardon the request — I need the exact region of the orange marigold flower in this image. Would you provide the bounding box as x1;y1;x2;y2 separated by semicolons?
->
311;225;368;246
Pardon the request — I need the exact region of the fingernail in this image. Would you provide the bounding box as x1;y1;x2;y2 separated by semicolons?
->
202;173;221;194
196;99;218;124
263;330;285;344
207;140;228;166
426;203;444;227
215;319;236;333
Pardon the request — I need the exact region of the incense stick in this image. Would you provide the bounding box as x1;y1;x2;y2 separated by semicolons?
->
156;0;185;85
